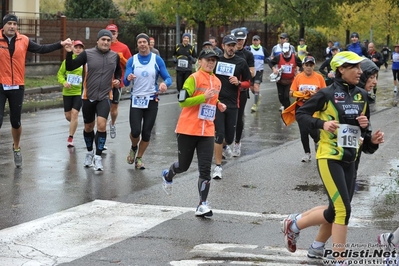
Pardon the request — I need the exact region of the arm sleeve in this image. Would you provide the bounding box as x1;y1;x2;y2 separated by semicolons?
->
156;56;173;87
361;128;379;154
318;60;329;76
268;56;279;69
114;55;122;80
296;91;328;130
295;56;303;68
65;51;87;71
57;60;67;85
179;76;206;108
28;40;63;54
263;47;270;62
124;57;133;86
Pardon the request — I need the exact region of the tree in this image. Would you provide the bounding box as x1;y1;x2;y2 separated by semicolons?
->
40;0;65;14
154;0;262;51
266;0;340;39
64;0;120;18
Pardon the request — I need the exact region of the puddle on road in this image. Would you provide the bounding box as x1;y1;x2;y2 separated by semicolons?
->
293;160;399;228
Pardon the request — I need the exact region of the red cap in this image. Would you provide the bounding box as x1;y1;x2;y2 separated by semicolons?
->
106;24;118;31
149;37;155;41
73;40;84;48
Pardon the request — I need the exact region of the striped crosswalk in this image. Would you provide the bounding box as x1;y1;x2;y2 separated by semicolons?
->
0;200;391;265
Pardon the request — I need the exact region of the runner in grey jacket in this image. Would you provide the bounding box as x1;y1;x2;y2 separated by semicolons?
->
65;29;122;171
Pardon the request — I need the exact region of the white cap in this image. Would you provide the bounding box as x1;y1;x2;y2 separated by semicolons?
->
282;43;290;53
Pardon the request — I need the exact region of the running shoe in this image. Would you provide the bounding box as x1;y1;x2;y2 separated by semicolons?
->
251;104;258;112
109;121;116;139
378;233;396;251
93;155;103;171
126;148;136;164
232;142;241;157
280;213;299;233
162;169;173;195
301;153;311;162
13;147;22;168
195;202;213;217
135;157;145;169
212;166;222;179
67;137;74;147
222;145;233;159
281;217;300;253
394;87;398;93
307;244;324;259
84;151;94;167
103;145;108;151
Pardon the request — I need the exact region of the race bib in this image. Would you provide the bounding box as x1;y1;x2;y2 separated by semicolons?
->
67;74;82;85
282;65;292;73
2;84;19;90
132;96;150;108
177;59;189;68
198;103;216;121
337;124;361;148
215;62;236;76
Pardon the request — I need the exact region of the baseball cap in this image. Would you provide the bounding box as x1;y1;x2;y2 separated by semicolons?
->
234;30;247;40
331;46;339;51
282;42;290;52
394;44;399;48
302;56;315;64
299;38;305;41
330;51;365;72
73;40;85;48
350;32;359;38
202;41;212;47
106;24;118;31
280;33;289;39
198;48;219;60
252;35;260;41
223;35;237;45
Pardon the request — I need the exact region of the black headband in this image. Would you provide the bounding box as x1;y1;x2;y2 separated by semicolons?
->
3;14;18;25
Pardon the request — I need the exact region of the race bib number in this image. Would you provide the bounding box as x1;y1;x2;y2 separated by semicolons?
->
177;59;189;68
67;74;82;85
2;84;19;90
198;103;216;121
282;65;292;73
132;96;150;108
215;62;236;76
337;124;361;148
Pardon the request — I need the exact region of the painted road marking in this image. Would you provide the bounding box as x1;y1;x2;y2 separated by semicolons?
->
0;200;391;265
170;244;317;265
0;200;187;266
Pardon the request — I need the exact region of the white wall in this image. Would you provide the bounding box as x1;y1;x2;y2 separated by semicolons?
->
10;0;39;17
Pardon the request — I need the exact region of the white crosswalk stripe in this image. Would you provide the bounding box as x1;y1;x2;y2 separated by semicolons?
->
0;200;392;265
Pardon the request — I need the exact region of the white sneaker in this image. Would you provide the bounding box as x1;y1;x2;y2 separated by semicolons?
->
279;105;285;111
195;202;213;217
301;153;311;162
395;87;398;93
109;120;116;139
162;169;173;195
84;151;94;167
93;155;103;171
378;232;396;251
212;166;222;179
232;142;241;157
222;145;233;159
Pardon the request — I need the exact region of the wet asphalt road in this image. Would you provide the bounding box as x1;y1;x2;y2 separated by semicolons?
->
0;69;399;265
